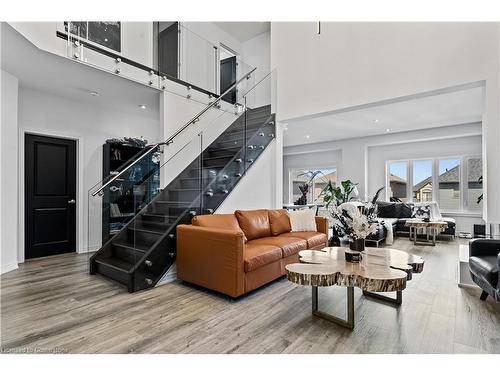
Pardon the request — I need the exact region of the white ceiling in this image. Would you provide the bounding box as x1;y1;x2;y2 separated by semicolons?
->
213;22;270;42
0;23;160;119
283;86;484;146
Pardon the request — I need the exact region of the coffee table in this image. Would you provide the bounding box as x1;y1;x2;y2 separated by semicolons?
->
285;247;424;329
405;219;448;246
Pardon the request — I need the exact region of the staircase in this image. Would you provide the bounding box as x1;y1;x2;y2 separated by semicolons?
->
89;105;275;292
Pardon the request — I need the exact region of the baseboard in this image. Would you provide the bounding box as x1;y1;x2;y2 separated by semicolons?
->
1;262;18;275
77;246;100;254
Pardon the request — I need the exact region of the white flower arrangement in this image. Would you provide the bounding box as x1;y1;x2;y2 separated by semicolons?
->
335;202;378;240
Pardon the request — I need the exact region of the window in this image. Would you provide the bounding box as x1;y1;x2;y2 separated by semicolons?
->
412;160;432;203
290;168;337;204
386;156;482;213
438;159;461;211
65;22;121;52
388;161;408;202
467;157;483;212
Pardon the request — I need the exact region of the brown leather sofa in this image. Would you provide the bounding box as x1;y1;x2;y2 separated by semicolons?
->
177;209;328;298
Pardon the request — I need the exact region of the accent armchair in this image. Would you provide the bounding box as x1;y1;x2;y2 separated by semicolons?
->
469;239;500;302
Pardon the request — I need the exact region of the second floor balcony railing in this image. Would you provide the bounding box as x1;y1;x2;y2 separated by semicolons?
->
57;21;256;104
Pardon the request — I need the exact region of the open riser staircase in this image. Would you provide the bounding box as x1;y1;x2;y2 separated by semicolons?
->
90;105;275;292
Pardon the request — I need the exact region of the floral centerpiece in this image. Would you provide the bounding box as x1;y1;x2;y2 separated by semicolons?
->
331;202;378;251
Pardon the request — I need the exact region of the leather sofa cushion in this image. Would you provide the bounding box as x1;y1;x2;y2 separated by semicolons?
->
244;242;282;272
469;256;498;286
280;231;327;249
192;214;242;232
235;209;271;241
248;236;307;257
268;209;291;236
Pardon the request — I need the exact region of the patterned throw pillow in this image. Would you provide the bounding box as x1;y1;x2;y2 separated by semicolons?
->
411;204;431;220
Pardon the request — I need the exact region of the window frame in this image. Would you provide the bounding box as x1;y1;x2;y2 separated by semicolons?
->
385;154;482;214
288;167;338;204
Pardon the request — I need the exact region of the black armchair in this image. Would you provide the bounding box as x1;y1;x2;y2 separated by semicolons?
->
469;239;500;302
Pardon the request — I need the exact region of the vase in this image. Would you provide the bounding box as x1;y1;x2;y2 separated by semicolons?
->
349;238;365;251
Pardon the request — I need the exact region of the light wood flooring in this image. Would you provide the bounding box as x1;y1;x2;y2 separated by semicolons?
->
1;238;499;354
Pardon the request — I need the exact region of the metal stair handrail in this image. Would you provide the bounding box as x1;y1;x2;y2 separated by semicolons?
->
91;67;257;197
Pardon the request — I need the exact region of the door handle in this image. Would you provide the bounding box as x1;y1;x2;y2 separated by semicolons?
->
68;199;76;204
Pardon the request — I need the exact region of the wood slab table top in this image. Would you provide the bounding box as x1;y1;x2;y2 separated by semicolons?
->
286;247;424;293
404;219;448;228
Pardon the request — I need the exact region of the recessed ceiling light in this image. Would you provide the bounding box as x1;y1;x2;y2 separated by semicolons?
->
89;91;99;97
306;135;310;139
386;128;391;132
374;119;379;123
139;105;147;109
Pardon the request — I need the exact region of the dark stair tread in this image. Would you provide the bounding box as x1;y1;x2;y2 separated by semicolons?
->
153;200;192;205
201;163;228;169
142;213;181;220
180;176;214;181
206;145;242;152
112;241;149;252
132;220;170;231
203;155;235;161
94;256;134;272
130;227;165;235
165;188;200;192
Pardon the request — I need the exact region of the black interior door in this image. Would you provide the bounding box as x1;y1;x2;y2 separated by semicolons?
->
220;56;237;104
25;134;77;259
158;22;179;79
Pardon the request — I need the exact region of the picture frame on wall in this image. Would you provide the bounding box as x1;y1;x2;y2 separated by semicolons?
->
64;21;121;52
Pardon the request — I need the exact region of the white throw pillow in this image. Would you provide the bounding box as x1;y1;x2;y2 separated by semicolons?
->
289;209;317;232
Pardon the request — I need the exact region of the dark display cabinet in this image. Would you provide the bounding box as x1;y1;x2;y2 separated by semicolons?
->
102;141;160;244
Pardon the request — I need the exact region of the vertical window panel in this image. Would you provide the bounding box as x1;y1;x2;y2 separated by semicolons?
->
412;160;433;203
388;161;408;202
438;159;461;211
467;157;483;211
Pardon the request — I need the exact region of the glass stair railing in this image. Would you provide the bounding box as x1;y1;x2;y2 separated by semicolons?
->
88;70;276;292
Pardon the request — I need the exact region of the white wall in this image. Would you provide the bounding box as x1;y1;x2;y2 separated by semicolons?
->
121;22;154;67
271;22;500;223
242;31;271;108
283;123;483;232
1;70;19;274
183;22;242;56
271;22;498;121
180;22;243;94
217;140;280;213
17;87;161;261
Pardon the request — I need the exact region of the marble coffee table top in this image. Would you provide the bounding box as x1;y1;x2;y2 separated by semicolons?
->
286;247;424;293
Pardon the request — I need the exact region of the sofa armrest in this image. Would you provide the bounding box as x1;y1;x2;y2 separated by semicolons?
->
315;216;328;235
176;225;245;298
469;239;500;257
